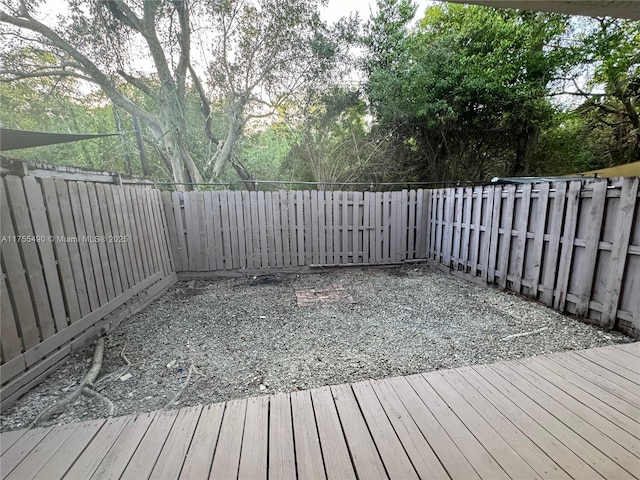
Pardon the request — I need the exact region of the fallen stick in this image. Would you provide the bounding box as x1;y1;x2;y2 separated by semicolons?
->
32;337;111;426
501;327;549;341
163;364;204;409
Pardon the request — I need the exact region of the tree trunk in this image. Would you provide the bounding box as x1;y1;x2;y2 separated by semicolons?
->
513;124;539;176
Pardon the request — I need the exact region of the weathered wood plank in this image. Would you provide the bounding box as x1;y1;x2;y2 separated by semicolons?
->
318;190;326;265
424;371;540;479
334;191;342;265
90;412;156;480
235;191;248;269
407;372;510;479
0;426;52;477
250;191;262;269
512;183;532;293
123;186;148;280
0;183;39;349
258;191;269;268
351;380;419;479
460;365;602;479
498;185;516;289
63;415;130;480
5;177;56;340
210;399;246;479
150;406;202;480
288;191;298;267
30;420;104;480
486;186;501;283
96;184;123;296
331;383;387;478
211;192;226;271
280;191;291;268
291;389;326;479
444;369;571;479
87;183;116;300
520;357;640;439
265;191;277;268
41;178;82;322
452;188;464;270
219;191;234;269
469;187;482;277
362;191;371;262
541;182;567;305
382;192;391;263
227;191;241;269
459;187;472;272
490;362;636;480
482;362;635;479
310;386;356;480
369;378;449;479
529;182;549;298
180;403;225;480
399;190;408;261
116;185;141;286
576;181;608;316
78;182;109;304
554;181;582;311
294;191;304;266
268;393;296;480
601;177;639;327
238;396;269;480
374;192;383;263
22;177;68;331
0;428;28;455
0;275;21;363
272;191;284;268
511;358;640;458
386;376;480;479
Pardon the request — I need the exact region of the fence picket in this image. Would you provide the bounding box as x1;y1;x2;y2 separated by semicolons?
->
23;177;67;331
529;183;550;298
601;177;638;327
554;181;582;311
512;183;532;293
498;186;516;289
575;181;607;316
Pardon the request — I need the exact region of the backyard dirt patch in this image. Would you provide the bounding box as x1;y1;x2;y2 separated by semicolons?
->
1;264;632;431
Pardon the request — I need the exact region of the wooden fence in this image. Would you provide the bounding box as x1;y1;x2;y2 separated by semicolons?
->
0;176;176;408
164;189;430;276
2;176;638;410
426;177;640;333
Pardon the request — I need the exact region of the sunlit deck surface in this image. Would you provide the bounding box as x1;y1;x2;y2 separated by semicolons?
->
1;343;639;479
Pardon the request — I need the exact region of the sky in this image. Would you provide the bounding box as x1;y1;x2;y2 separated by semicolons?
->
323;0;436;23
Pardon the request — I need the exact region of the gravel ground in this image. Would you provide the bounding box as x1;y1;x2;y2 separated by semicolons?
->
1;264;632;431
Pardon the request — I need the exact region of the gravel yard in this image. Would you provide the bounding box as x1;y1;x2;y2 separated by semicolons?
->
1;264;632;431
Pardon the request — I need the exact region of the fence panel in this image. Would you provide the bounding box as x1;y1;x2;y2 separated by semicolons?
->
1;176;176;409
426;178;640;333
168;189;427;272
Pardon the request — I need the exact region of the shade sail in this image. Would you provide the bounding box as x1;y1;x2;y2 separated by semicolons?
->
0;128;119;151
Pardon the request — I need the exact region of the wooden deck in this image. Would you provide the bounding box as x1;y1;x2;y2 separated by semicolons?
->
2;343;639;479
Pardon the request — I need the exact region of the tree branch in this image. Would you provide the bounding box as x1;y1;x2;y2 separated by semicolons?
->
0;9;159;129
188;63;219;144
117;70;155;98
0;70;96;83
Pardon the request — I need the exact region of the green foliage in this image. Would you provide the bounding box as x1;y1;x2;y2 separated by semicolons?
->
364;2;574;180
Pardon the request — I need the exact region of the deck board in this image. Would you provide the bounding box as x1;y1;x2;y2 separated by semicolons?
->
2;344;639;480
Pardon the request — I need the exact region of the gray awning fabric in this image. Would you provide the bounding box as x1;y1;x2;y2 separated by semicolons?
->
0;128;119;151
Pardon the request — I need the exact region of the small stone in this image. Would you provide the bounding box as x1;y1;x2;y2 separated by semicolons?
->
259;384;267;391
120;373;133;381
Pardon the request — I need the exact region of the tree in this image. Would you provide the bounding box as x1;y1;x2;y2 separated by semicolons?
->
202;0;355;183
363;1;573;180
0;0;349;188
566;19;639;164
